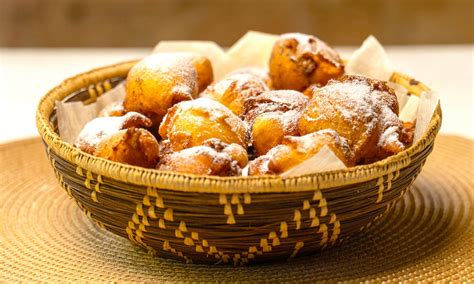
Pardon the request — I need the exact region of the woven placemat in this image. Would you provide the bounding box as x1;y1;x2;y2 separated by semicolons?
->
0;135;473;282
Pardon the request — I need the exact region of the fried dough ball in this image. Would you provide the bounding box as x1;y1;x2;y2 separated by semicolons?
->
299;75;405;163
153;52;214;92
200;68;269;115
158;139;247;176
124;53;199;126
155;52;213;92
185;53;214;92
158;139;173;160
95;128;159;168
201;138;248;167
75;112;153;154
74;112;159;168
242;90;309;156
248;129;354;176
98;101;127;117
269;33;344;92
242;90;308;125
159;98;248;151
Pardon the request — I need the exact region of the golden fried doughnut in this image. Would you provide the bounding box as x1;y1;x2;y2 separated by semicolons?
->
242;90;308;124
158;139;246;176
248;129;354;175
158;139;173;161
95;128;159;168
124;53;199;126
75;112;153;154
159;98;248;151
156;52;214;93
201;138;248;167
186;53;214;92
242;90;308;156
200;68;269;115
269;33;344;91
299;75;404;163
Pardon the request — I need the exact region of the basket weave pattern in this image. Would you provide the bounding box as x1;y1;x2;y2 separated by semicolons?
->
36;61;441;264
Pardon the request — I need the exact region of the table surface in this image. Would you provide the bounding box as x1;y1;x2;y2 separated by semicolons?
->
0;45;473;143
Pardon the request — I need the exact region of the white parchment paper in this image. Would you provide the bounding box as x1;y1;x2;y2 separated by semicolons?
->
57;83;125;144
280;146;347;177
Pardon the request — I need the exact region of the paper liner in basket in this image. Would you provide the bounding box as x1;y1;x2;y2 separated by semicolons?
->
55;31;439;178
280;145;347;177
56;83;125;144
346;35;439;139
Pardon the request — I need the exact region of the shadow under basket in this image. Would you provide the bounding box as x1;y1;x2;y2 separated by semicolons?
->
36;61;442;265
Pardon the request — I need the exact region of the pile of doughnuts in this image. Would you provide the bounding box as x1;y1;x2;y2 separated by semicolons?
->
75;33;414;176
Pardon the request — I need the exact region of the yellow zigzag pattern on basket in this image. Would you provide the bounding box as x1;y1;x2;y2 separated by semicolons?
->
219;227;284;265
71;166;107;229
125;187;258;264
235;229;282;265
48;157;107;230
137;188;234;264
77;166;103;203
217;189;341;264
83;79;112;105
220;190;340;264
134;190;336;265
376;171;399;203
218;193;286;264
289;190;340;259
124;186;192;263
219;193;251;224
362;169;418;231
171;217;228;264
163;193;253;264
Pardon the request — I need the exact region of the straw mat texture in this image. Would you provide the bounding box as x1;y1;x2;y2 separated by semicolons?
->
1;135;472;282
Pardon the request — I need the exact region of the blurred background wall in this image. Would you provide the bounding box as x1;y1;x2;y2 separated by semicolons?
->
0;0;472;47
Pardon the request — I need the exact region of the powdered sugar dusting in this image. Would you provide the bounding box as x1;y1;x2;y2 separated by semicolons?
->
75;112;151;154
248;129;354;175
158;140;244;176
243;90;308;127
281;33;343;67
200;69;269;115
301;76;404;162
377;106;404;152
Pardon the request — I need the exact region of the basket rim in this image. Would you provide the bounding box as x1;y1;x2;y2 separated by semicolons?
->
36;60;442;194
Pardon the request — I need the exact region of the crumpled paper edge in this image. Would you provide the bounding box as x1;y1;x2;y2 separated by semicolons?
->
57;83;125;144
280;145;347;177
414;91;439;141
345;35;394;81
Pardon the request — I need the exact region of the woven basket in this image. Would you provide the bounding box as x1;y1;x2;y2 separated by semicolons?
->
36;60;442;265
